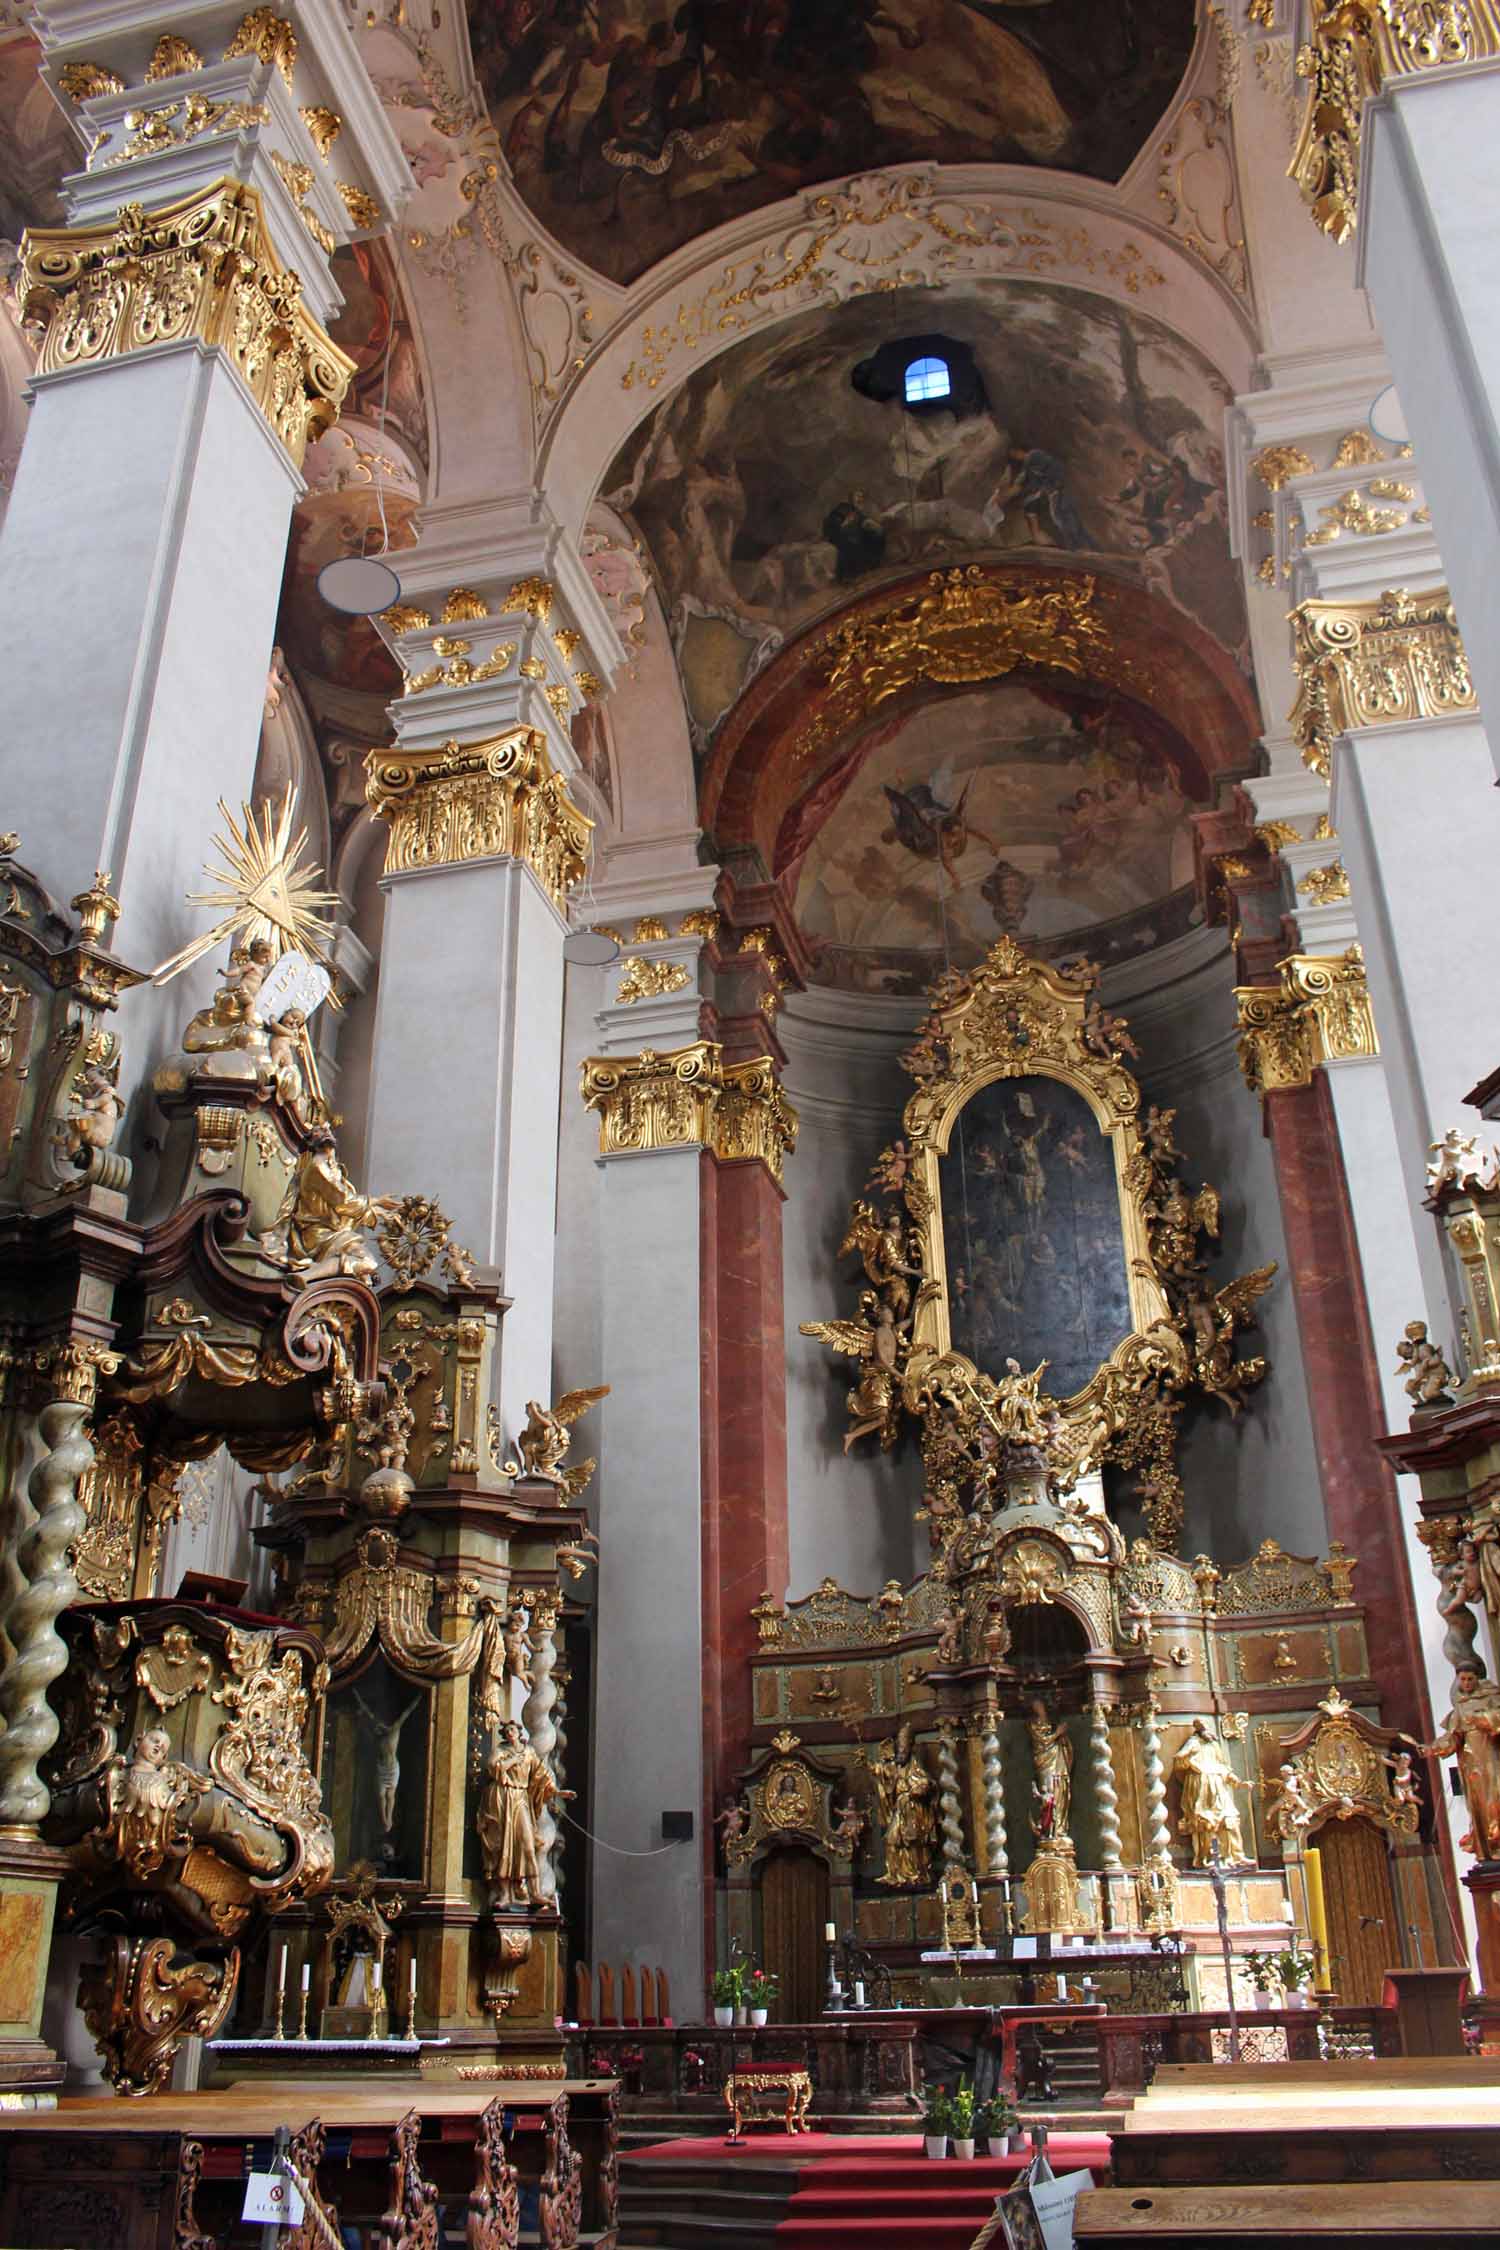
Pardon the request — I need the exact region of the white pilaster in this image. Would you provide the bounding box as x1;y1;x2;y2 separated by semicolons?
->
590;1138;706;2011
1360;66;1500;772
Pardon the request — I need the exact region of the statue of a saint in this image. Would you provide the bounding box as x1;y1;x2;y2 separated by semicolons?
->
1171;1719;1251;1864
871;1724;937;1888
1027;1699;1074;1849
1421;1667;1500;1861
270;1127;395;1278
352;1693;423;1837
476;1719;568;1905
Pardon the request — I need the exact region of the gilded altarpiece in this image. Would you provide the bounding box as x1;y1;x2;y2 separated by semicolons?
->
768;939;1452;2003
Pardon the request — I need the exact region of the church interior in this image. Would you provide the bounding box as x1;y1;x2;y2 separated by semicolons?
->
2;0;1500;2241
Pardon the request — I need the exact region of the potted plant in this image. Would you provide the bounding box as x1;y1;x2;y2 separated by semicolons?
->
746;1967;778;2026
976;2093;1019;2157
1276;1942;1317;2007
923;2085;953;2161
1242;1951;1281;2010
951;2078;977;2160
711;1969;738;2028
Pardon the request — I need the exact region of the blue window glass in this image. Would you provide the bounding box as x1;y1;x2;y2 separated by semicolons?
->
904;355;951;404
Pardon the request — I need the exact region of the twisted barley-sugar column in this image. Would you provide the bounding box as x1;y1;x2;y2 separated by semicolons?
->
1090;1700;1124;1871
981;1713;1009;1883
937;1725;966;1868
0;1400;94;1827
1139;1699;1172;1863
549;1667;569;1906
522;1596;561;1902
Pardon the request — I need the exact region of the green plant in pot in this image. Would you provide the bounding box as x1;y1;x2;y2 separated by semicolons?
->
923;2084;954;2157
1275;1941;1317;2005
712;1967;742;2026
1242;1950;1282;2008
950;2077;977;2158
976;2092;1020;2155
747;1966;778;2024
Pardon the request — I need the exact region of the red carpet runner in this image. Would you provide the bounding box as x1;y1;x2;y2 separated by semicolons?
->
773;2136;1111;2249
625;2131;1112;2250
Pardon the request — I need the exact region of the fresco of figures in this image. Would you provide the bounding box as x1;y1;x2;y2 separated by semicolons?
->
604;281;1245;750
790;677;1206;992
470;0;1197;284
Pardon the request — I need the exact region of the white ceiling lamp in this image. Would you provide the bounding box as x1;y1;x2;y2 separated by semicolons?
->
318;321;403;617
1368;384;1409;446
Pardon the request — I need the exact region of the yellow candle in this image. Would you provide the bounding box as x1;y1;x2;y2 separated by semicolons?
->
1303;1846;1333;1992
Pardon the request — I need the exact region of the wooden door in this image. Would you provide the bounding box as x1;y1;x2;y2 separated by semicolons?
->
1317;1815;1399;2005
759;1845;829;2025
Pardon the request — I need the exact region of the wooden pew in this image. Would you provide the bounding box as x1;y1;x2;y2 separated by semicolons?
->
1076;2182;1500;2243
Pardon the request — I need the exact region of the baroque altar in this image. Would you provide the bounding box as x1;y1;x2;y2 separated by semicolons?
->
724;938;1453;2016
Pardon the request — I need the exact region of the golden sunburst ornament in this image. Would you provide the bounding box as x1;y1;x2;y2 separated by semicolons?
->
152;790;339;985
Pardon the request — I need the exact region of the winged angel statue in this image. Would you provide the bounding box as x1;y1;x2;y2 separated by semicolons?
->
801;1199;927;1451
505;1386;610;1499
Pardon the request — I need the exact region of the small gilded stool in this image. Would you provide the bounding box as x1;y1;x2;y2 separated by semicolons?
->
724;2066;814;2143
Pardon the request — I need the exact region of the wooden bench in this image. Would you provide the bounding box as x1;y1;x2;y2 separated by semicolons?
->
1076;2182;1500;2243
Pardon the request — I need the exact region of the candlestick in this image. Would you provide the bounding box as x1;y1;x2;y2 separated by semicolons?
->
297;1962;311;2042
1303;1846;1334;1993
272;1982;286;2042
405;1956;418;2043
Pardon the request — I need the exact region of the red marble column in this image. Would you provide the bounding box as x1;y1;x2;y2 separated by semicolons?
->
698;1145;790;1977
1263;1070;1432;1744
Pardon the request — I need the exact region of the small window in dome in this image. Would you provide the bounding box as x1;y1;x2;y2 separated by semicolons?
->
904;354;951;405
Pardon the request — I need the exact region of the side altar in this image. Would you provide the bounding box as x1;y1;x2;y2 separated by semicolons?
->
725;940;1454;2021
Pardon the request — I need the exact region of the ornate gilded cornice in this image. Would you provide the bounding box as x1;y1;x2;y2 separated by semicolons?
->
1235;946;1378;1097
1289;586;1477;778
1291;0;1500;242
19;180;354;467
365;729;591;904
580;1040;799;1182
792;566;1116;771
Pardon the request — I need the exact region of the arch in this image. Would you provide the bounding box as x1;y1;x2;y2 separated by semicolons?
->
537;166;1260;541
702;558;1260;885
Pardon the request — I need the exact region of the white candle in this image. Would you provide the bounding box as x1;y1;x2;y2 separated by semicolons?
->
1282;1899;1295;1923
853;1980;866;2007
1056;1974;1067;2001
824;1923;836;1944
372;1960;383;1992
301;1964;311;1993
409;1958;417;1998
277;1946;287;1995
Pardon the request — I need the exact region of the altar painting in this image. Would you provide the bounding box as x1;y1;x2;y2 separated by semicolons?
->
939;1074;1132;1399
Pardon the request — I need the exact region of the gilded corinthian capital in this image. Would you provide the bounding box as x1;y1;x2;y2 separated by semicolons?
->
364;729;592;904
580;1041;798;1182
1289;588;1477;778
20;181;354;466
1235;947;1378;1097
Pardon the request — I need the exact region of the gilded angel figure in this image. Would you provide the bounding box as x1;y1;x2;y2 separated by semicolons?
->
800;1288;909;1452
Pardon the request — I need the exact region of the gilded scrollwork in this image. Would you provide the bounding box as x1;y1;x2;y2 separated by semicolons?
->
1267;1687;1420;1842
582;1041;799;1183
20;184;353;466
1290;0;1499;242
365;730;592;900
801;937;1272;1548
1289;587;1476;780
1236;947;1378;1096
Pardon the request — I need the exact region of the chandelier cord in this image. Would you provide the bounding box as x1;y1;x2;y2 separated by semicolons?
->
560;1807;681;1859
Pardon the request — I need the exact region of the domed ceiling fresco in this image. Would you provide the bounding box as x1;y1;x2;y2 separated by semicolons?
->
469;0;1198;284
603;279;1246;754
790;676;1206;994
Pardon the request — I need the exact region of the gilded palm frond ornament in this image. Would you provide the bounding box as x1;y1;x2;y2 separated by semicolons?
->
151;788;339;986
800;937;1275;1550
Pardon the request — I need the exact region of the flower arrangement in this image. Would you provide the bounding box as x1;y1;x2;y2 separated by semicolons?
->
711;1968;743;2006
1242;1950;1281;1993
1275;1941;1318;1994
923;2085;955;2139
975;2092;1019;2144
747;1968;779;2005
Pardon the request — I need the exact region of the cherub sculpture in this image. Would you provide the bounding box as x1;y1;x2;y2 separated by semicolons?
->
55;1056;126;1168
831;1797;865;1856
1394;1319;1455;1408
838;1200;923;1321
1182;1266;1276;1414
506;1386;609;1498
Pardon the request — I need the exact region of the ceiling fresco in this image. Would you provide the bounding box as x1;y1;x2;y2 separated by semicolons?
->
470;0;1198;285
790;676;1206;993
602;281;1245;757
